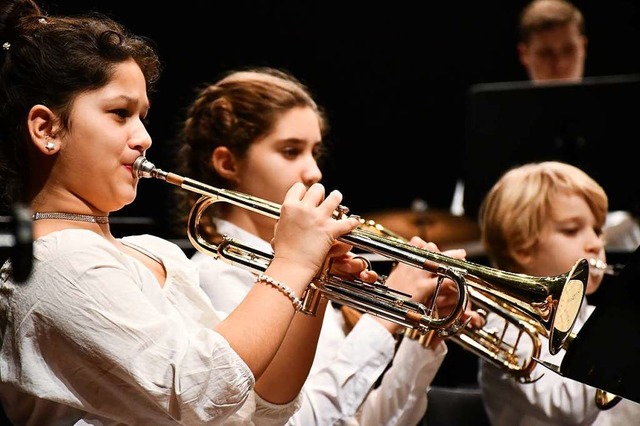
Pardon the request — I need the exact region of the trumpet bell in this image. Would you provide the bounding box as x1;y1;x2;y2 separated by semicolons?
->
340;225;589;355
547;258;589;354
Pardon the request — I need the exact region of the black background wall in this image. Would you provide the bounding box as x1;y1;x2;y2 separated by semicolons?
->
47;0;640;239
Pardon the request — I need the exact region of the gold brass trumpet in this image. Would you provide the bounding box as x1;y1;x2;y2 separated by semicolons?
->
353;218;588;356
133;156;588;354
453;286;544;382
359;220;616;408
461;280;622;408
358;220;556;381
595;389;622;410
134;156;467;335
398;281;544;382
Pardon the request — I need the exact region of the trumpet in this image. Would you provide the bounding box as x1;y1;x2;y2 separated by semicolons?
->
134;156;467;335
595;389;622;410
353;217;589;356
355;223;623;412
356;221;621;410
133;156;588;354
467;282;622;408
363;223;622;410
400;284;543;383
453;286;544;383
358;220;554;382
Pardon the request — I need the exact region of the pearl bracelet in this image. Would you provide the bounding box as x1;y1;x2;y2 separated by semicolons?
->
255;273;303;311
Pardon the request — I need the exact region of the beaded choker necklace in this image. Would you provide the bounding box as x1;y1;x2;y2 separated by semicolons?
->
32;212;109;224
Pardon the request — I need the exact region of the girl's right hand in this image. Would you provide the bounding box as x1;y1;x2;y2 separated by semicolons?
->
270;182;361;283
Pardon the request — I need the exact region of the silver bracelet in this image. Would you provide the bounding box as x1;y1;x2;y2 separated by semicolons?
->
255;273;303;311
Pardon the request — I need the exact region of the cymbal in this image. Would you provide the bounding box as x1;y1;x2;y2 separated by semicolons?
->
362;208;480;250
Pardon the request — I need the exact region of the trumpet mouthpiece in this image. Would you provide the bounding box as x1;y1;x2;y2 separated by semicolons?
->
133;156;154;179
588;258;617;276
588;258;607;270
133;156;169;181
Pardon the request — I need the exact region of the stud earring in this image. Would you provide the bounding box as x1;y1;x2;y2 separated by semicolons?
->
45;141;55;151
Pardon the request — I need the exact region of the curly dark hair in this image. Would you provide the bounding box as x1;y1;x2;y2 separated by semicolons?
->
0;0;162;210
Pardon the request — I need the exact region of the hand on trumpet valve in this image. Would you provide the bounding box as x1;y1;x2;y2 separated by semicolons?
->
328;252;379;284
463;303;487;330
431;247;486;331
385;238;454;303
374;238;472;334
271;183;362;282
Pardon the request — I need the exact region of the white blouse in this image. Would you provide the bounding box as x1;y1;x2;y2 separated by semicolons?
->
195;219;447;426
0;229;298;425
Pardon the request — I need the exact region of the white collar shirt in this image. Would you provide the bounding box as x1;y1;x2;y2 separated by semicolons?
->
0;230;297;425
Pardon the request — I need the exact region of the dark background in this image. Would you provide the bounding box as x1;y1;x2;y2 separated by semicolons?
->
34;1;640;391
45;0;640;239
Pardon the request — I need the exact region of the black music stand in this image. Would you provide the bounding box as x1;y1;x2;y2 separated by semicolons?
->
559;245;640;404
462;74;640;220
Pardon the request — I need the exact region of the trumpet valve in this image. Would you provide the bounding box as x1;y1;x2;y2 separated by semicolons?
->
332;204;350;220
300;283;323;316
402;327;436;347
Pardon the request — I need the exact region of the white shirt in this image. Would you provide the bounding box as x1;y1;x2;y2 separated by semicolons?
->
0;230;298;426
478;298;640;425
194;219;447;426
